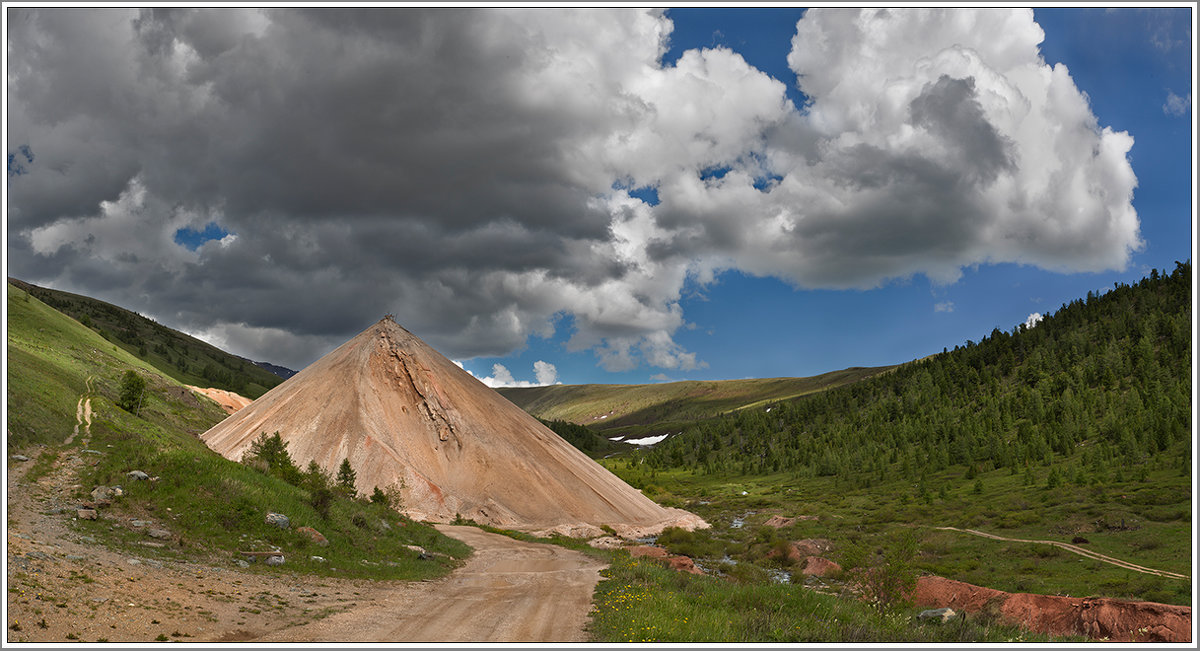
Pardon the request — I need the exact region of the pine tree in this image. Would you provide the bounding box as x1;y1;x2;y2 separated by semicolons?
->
336;458;358;495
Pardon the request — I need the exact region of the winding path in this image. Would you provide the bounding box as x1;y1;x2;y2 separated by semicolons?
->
68;376;94;445
257;525;607;643
934;526;1190;580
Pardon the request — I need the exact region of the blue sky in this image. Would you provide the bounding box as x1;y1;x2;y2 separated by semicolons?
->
459;7;1194;386
6;8;1193;387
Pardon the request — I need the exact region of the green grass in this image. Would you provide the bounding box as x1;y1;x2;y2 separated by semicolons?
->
599;459;1191;607
498;367;892;434
588;552;1083;643
9;278;285;398
8;282;471;581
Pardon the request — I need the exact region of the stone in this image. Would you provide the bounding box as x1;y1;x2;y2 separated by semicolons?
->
147;528;172;540
295;526;329;547
265;512;290;529
77;508;98;520
11;454;29;462
310;556;327;563
127;470;150;481
265;554;285;566
800;556;842;577
917;607;957;623
666;555;704;575
130;519;151;528
235;560;251;569
90;486;119;506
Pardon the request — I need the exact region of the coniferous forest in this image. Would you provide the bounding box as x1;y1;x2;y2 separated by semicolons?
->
632;263;1191;488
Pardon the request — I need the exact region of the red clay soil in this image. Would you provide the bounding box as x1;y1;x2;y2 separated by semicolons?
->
628;545;703;575
800;556;841;577
912;575;1191;642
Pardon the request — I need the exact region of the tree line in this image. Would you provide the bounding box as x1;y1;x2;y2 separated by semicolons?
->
630;263;1191;488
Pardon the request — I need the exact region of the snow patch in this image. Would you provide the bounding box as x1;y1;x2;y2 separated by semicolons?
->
625;434;669;446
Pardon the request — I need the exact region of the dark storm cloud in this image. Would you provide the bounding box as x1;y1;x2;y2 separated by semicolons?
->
7;8;1142;370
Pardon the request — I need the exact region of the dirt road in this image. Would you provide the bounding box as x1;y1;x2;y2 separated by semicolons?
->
935;526;1190;580
7;432;606;644
257;525;607;643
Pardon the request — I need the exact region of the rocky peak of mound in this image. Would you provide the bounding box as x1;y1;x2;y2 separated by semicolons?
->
200;317;706;538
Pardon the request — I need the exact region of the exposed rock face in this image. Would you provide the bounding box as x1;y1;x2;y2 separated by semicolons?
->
200;317;707;538
913;575;1192;642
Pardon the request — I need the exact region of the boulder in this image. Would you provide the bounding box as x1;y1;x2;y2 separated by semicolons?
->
127;470;150;481
1072;536;1090;545
147;528;172;540
310;556;327;563
800;556;842;577
90;486;122;506
265;512;290;529
11;454;30;462
667;555;704;575
917;607;957;623
295;526;329;547
265;554;285;566
77;508;98;520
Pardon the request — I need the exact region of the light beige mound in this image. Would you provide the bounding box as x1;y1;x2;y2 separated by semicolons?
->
187;385;254;415
200;317;707;538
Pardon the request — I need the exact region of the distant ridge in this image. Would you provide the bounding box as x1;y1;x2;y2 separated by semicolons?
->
7;278;285;399
200;317;708;538
251;360;298;379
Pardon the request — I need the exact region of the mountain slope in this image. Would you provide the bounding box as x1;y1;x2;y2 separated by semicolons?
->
638;262;1192;479
9;278;285;398
200;316;707;538
499;366;893;435
6;280;469;582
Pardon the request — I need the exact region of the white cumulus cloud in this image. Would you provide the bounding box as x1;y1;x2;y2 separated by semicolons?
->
1024;312;1044;329
472;361;560;388
7;8;1143;373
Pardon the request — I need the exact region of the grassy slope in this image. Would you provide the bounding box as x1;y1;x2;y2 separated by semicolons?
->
9;278;284;398
7;282;468;580
499;366;892;438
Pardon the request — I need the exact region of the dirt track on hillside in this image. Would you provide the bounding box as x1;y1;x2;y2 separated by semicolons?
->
934;526;1190;580
256;525;606;643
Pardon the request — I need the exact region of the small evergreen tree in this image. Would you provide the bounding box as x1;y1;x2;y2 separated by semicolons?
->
336;458;357;495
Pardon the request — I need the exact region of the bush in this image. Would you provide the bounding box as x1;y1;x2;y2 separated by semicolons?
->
117;370;146;413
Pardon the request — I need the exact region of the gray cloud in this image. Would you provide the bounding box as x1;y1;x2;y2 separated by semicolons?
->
7;8;1142;371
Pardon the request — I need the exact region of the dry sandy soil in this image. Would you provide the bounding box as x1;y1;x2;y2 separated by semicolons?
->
5;443;605;644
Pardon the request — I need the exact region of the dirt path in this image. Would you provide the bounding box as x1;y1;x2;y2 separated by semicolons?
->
934;526;1190;580
256;525;607;643
68;377;93;445
7;436;606;644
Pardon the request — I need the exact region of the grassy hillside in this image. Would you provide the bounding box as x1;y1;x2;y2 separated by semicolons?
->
7;282;468;579
602;263;1191;607
499;367;892;440
9;278;284;398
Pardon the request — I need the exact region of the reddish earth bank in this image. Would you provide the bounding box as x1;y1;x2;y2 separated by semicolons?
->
913;575;1191;642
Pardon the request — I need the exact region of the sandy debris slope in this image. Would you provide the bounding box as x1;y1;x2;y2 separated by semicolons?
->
201;317;706;538
186;386;253;415
256;525;606;643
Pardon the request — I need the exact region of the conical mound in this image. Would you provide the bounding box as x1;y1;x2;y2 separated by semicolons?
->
200;317;707;538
